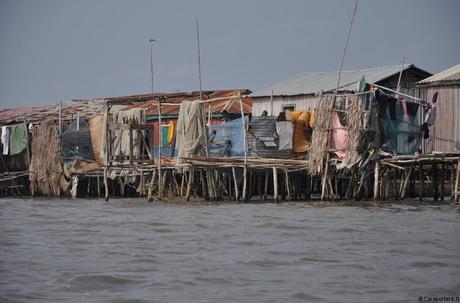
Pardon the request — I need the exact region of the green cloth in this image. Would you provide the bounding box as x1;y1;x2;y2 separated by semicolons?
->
161;125;169;147
9;123;28;155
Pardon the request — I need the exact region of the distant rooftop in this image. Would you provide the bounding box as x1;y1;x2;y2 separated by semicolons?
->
417;64;460;84
252;64;431;97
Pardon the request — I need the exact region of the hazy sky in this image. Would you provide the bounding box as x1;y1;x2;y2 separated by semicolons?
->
1;0;459;108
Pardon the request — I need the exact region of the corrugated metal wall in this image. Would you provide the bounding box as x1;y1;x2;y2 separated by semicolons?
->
252;94;318;116
418;84;460;152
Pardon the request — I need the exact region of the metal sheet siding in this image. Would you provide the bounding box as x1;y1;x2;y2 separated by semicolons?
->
418;85;460;152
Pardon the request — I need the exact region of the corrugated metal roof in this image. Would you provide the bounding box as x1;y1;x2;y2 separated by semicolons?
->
417;64;460;84
252;64;425;97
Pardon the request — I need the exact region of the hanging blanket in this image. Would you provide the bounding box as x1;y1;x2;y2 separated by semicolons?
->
9;123;28;155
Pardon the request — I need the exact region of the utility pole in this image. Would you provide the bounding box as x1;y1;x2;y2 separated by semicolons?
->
149;38;162;197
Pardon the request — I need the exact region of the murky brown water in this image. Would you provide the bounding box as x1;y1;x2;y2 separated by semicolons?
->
0;198;459;303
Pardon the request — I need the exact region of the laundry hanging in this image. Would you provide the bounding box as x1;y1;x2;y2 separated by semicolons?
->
9;123;29;155
1;126;9;155
331;112;348;159
276;121;294;151
290;111;311;153
167;121;175;144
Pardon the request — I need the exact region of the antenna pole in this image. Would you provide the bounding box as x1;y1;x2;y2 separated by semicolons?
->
396;56;406;94
335;0;359;93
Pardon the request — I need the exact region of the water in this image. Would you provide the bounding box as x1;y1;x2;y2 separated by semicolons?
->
0;198;459;303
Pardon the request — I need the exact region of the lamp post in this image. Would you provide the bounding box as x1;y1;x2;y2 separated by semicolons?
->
149;38;162;197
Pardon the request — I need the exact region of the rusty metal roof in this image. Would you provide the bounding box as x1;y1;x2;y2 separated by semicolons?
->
121;89;252;116
0;89;252;125
0;99;107;125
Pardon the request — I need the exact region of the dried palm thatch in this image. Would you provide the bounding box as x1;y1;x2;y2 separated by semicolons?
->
307;95;335;174
344;95;363;166
29;121;63;196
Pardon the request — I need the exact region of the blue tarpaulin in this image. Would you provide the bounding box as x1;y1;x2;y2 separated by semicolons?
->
209;118;247;157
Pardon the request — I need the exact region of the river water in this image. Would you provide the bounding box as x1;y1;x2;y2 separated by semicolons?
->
0;198;459;303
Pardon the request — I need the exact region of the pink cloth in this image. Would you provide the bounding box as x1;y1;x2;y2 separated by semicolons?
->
331;112;348;159
401;100;409;119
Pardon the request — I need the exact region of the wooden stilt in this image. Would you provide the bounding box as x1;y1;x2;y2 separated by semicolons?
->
454;158;460;202
263;171;269;200
285;170;291;200
232;167;239;202
97;174;101;197
104;167;109;201
373;161;380;200
242;166;247;202
440;163;445;201
419;162;423;201
321;153;330;201
400;167;412;200
450;162;455;201
180;173;185;197
433;163;439;201
273;167;278;202
200;170;207;199
186;169;194;201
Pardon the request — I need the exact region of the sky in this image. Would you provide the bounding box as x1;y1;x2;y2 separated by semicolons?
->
0;0;459;108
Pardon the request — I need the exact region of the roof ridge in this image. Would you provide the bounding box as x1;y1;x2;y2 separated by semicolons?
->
296;64;413;76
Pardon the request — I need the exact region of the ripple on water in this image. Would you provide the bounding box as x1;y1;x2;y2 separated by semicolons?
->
66;274;138;291
291;292;329;302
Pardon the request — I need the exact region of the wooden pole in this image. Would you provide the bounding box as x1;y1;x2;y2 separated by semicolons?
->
401;167;412;200
129;127;133;165
373;161;380;199
263;171;269;200
419;162;423;201
232;167;239;202
270;90;274;116
59;101;62;136
157;99;163;198
321;153;330;201
239;92;248;201
104;104;110;201
432;163;438;201
285;170;291;200
186;168;194;201
273;166;278;202
454;158;460;202
97;174;101;197
22;114;31;166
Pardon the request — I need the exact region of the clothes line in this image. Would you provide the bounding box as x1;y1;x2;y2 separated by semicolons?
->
150;95;240;106
370;83;431;108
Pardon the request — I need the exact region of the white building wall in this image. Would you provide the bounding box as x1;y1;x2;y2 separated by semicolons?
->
252;94;319;116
